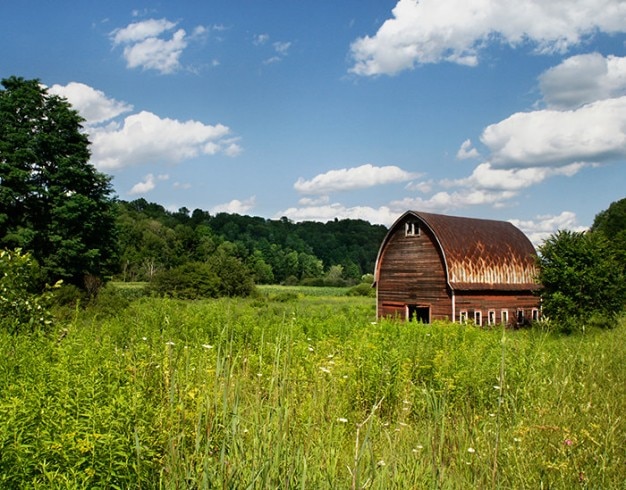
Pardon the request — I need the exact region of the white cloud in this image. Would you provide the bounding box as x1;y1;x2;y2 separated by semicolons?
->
273;41;291;56
110;18;205;74
129;174;157;195
254;33;269;45
456;139;480;160
509;211;587;246
49;82;132;124
111;18;176;45
90;110;233;170
211;196;256;215
276;202;399;226
539;53;626;109
298;195;330;206
481;96;626;169
446;161;587;191
350;0;626;76
390;189;518;213
294;163;418;195
53;82;241;171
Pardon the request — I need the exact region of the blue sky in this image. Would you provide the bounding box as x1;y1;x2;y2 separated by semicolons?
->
2;0;626;244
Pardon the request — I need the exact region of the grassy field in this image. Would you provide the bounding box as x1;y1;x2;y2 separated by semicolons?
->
0;287;624;488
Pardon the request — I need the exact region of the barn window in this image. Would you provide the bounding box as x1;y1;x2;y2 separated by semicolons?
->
517;309;524;324
532;308;539;322
474;310;482;326
459;310;468;324
501;310;509;325
405;222;420;236
488;310;496;325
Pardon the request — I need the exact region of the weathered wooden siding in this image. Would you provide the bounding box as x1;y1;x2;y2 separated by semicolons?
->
454;292;539;326
377;216;452;320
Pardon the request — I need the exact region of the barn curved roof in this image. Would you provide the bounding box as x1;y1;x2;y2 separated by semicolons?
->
378;211;539;291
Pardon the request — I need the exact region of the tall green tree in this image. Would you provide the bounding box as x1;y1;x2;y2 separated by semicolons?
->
536;229;625;329
0;76;118;287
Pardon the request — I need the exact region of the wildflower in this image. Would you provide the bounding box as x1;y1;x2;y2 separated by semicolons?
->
337;417;348;423
513;437;521;443
467;447;476;454
165;341;175;346
142;337;147;341
256;373;262;377
308;346;314;352
563;438;573;446
202;344;214;349
320;366;331;374
493;385;501;390
376;460;386;467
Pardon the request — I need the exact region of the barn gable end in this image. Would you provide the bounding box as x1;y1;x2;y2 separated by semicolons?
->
375;211;540;325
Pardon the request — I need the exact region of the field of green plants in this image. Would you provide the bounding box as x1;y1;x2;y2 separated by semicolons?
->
1;287;624;489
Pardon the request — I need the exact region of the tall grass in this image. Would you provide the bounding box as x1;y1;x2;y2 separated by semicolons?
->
0;290;624;488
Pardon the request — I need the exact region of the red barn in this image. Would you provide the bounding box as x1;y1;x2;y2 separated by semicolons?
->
374;211;540;325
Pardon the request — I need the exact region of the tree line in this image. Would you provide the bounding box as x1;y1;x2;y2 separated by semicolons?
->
115;198;387;288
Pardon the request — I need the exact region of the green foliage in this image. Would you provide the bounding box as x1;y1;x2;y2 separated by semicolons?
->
537;230;625;330
0;77;118;288
114;199;388;285
346;281;376;297
149;252;255;300
591;196;626;271
0;249;56;334
149;262;221;299
0;293;624;487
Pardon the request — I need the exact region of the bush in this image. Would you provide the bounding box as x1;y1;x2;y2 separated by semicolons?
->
149;262;220;299
0;249;57;334
346;282;376;297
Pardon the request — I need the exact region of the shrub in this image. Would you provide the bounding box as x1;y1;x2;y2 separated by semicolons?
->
0;249;57;334
346;282;376;297
149;262;220;299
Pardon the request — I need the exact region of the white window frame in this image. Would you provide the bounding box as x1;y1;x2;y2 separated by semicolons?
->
501;310;509;325
474;310;482;326
405;222;420;237
488;310;496;326
459;310;468;324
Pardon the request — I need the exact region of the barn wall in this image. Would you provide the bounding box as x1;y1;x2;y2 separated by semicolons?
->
454;291;540;327
377;217;451;321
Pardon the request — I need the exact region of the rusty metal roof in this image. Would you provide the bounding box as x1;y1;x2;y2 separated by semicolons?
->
386;211;539;291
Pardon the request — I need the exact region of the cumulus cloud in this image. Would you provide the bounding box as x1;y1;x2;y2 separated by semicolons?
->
211;196;257;215
456;139;480;160
51;82;241;171
294;163;418;195
539;53;626;109
90;111;234;170
350;0;626;76
129;174;156;195
446;162;586;191
49;82;132;124
110;18;205;74
480;96;626;169
276;202;399;226
509;211;587;246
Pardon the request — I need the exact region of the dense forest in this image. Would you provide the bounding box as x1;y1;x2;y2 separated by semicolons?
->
115;198;388;287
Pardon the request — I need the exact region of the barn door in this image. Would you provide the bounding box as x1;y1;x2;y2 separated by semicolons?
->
407;305;430;323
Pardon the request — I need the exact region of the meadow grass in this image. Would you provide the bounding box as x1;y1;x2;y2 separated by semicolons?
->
0;288;624;488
